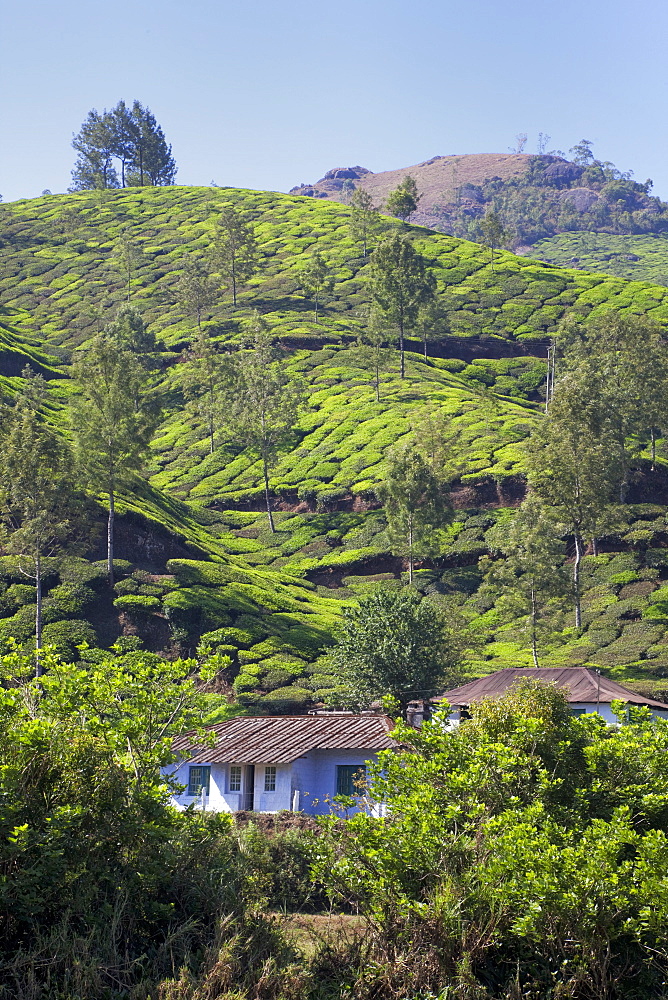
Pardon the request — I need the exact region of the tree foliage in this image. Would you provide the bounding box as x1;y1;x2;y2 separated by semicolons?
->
224;314;304;532
385;174;421;221
369;233;436;377
481;496;569;666
332;587;464;715
379;444;452;584
349;188;382;257
0;371;88;664
312;681;668;998
71;337;160;585
70;100;176;191
212;205;258;306
180;329;228;454
294;249;334;323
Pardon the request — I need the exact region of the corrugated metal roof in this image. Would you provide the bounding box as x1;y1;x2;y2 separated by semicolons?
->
438;667;668;711
173;714;397;765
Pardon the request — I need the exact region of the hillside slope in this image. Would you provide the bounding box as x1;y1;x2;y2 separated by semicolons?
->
2;187;668;708
3;187;668;352
292;152;668;284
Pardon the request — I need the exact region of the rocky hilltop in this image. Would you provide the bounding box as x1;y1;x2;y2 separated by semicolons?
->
290;152;668;283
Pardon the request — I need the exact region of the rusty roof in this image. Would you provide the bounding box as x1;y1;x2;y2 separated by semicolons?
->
438;668;668;711
173;714;397;765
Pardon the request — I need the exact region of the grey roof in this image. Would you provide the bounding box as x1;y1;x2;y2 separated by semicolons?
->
438;667;668;711
173;714;397;765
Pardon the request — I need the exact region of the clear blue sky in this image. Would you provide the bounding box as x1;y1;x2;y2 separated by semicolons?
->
2;0;668;203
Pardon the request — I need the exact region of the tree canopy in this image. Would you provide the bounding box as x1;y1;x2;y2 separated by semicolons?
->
70;100;176;191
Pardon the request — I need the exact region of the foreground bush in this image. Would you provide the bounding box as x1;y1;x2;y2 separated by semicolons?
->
310;681;668;999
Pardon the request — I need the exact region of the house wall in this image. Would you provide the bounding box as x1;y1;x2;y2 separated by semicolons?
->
164;760;294;812
163;749;384;815
293;749;382;816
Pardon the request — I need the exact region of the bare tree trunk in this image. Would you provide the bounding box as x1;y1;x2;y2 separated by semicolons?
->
231;255;237;306
375;360;380;403
408;521;413;585
35;551;42;678
651;428;657;471
573;532;583;628
399;318;405;378
530;586;539;668
263;455;275;534
423;336;427;360
108;487;115;587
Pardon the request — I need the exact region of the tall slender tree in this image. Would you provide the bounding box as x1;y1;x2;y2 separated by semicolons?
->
180;330;228;455
71;337;160;586
481;497;569;667
369;233;436;377
349;188;381;257
558;313;668;499
178;256;216;331
526;371;621;627
0;369;87;670
295;250;334;324
350;312;395;403
212;206;258;306
379;444;451;584
225;314;303;532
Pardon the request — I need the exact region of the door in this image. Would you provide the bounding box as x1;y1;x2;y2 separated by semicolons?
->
243;764;255;811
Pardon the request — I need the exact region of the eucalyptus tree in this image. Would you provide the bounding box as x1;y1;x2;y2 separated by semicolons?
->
212;205;258;306
526;370;621;627
295;249;334;323
178;256;216;331
0;369;87;668
225;313;304;532
481;497;569;667
559;313;668;496
379;444;451;585
350;316;395;403
349;188;381;257
180;330;228;454
71;337;161;586
369;233;436;377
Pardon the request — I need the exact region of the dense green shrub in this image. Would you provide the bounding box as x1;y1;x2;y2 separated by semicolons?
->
40;619;97;658
114;594;161;612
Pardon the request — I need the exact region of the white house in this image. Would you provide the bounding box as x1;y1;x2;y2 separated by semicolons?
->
165;713;396;815
437;667;668;724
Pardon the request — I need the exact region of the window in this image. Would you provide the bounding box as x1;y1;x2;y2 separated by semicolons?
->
264;766;277;792
336;764;366;797
229;765;242;792
188;765;210;796
571;708;587;717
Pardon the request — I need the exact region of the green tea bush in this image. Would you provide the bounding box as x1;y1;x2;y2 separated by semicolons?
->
114;594;161;612
46;583;96;618
41;619;97;658
5;583;36;607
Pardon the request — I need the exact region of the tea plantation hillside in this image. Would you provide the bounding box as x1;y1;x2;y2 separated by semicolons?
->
4;186;668;349
524;231;668;285
4;186;668;709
